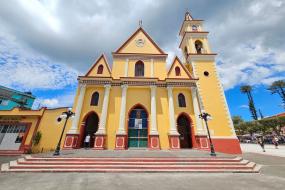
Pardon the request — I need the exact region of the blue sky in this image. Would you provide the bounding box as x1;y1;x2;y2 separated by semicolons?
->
225;85;284;121
0;0;284;121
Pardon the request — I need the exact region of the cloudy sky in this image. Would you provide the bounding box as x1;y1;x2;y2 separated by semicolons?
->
0;0;284;120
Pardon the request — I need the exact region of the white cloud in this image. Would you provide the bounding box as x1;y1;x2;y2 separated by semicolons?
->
239;105;249;109
0;0;284;95
0;34;78;91
208;0;285;89
34;92;76;109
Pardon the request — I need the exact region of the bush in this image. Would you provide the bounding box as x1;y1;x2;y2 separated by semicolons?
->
32;131;42;146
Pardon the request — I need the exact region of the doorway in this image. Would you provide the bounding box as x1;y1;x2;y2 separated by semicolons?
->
177;114;193;148
81;112;99;148
128;105;148;148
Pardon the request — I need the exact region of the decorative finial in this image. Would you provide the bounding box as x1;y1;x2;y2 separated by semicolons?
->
139;20;143;27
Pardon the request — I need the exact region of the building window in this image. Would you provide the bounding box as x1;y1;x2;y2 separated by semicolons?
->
97;65;104;74
178;93;186;107
184;47;188;57
91;92;99;106
204;71;209;77
0;99;9;106
175;67;181;76
135;60;144;77
195;40;203;54
192;25;198;31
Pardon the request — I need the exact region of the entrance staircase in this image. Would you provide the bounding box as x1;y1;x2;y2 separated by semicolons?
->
1;155;261;173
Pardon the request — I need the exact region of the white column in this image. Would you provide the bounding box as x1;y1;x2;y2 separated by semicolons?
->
167;86;179;135
68;84;86;134
191;87;205;135
97;84;111;134
117;84;128;134
150;85;158;135
124;59;129;77
150;59;154;77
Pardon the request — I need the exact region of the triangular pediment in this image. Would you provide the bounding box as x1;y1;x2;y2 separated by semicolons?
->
167;56;193;79
85;54;112;77
115;27;165;54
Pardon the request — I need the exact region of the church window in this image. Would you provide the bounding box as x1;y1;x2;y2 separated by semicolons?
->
204;71;209;77
195;40;203;54
91;92;99;106
192;25;198;31
135;61;144;77
175;67;181;76
97;65;104;74
184;47;188;58
178;93;186;107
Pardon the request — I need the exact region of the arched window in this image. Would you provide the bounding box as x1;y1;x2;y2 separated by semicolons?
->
91;92;99;106
184;47;188;57
192;25;198;31
178;93;186;107
97;65;104;74
195;40;203;54
175;66;181;76
135;61;144;77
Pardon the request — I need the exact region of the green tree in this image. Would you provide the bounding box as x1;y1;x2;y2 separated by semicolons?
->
268;80;285;109
232;116;246;135
258;116;285;136
240;85;258;120
232;115;244;126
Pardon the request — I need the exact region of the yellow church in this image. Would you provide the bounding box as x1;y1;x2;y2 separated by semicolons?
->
0;12;241;155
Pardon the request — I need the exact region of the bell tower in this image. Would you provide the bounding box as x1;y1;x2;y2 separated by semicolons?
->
179;12;241;154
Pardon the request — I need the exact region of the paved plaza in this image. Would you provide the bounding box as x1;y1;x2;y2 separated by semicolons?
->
241;143;285;157
0;145;285;190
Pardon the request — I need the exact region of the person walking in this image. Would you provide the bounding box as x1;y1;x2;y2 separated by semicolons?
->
272;136;279;149
84;134;91;149
257;136;265;152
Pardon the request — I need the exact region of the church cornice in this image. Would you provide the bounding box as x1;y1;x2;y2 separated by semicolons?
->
78;77;197;87
187;53;217;62
112;52;168;60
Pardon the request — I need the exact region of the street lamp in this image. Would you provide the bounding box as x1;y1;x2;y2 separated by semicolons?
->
199;111;216;156
53;108;75;156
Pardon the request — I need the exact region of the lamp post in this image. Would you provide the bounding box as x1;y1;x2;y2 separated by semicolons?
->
53;108;75;156
199;111;216;156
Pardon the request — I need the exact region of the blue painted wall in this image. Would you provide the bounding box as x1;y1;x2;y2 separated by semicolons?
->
0;86;35;110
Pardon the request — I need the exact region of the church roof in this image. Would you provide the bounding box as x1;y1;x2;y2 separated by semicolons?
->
114;27;166;55
85;54;112;77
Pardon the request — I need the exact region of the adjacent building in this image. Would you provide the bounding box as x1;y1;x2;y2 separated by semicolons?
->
0;85;35;110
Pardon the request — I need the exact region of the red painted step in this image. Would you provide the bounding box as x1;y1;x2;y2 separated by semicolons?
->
1;156;261;173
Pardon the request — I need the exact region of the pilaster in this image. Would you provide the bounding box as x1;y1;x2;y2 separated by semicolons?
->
115;84;128;149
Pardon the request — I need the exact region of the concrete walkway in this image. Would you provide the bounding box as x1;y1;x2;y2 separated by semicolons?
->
241;143;285;157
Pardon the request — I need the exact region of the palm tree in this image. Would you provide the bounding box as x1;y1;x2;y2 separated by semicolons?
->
268;80;285;108
240;85;258;120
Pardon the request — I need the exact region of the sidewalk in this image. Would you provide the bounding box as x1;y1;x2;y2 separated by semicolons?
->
241;143;285;157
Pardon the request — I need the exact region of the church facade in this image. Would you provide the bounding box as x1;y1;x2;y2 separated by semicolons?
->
0;12;241;155
63;12;241;154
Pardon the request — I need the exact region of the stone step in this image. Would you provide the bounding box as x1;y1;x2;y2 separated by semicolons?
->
24;156;242;162
0;156;260;173
0;150;23;156
1;167;260;173
17;160;249;165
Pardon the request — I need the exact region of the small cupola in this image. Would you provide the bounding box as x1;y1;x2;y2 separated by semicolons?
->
185;12;193;21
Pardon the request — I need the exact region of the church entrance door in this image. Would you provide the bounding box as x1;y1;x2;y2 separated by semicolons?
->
177;114;193;148
128;106;148;148
81;112;99;148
